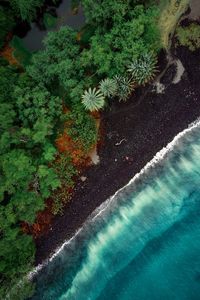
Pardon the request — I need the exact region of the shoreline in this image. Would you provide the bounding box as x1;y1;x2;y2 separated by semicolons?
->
31;116;200;277
35;45;200;264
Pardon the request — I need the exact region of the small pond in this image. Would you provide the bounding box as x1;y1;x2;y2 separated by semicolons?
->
17;0;85;52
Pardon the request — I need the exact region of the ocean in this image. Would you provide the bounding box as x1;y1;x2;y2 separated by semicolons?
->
30;120;200;300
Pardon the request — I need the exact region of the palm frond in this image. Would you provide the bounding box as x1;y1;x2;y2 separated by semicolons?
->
114;75;135;102
127;52;158;85
81;87;105;111
99;78;117;97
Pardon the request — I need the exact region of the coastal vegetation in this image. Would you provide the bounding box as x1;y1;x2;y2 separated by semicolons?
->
158;0;190;49
0;0;192;298
176;23;200;51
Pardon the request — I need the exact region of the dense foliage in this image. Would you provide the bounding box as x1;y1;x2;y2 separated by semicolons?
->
0;61;61;297
65;104;97;151
81;3;160;77
0;0;162;298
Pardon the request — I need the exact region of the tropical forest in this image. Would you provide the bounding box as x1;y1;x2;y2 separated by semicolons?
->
1;0;200;299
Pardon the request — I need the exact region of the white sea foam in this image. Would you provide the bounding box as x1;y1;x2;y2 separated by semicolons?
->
28;117;200;279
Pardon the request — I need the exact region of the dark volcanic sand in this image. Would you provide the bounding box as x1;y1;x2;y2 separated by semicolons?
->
35;46;200;264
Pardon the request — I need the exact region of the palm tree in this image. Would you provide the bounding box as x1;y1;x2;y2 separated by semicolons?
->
127;52;157;85
81;87;105;111
99;78;117;97
114;75;135;102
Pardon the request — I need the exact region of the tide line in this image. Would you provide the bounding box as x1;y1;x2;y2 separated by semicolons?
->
28;117;200;280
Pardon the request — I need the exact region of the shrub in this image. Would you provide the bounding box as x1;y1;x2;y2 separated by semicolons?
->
176;24;200;51
66;104;98;151
52;154;78;214
43;13;57;29
54;154;77;187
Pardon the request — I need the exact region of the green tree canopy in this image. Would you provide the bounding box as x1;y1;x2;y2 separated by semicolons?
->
81;0;142;26
28;27;81;92
80;5;160;77
14;84;62;127
9;0;45;21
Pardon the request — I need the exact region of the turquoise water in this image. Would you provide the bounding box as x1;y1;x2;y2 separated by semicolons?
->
31;123;200;300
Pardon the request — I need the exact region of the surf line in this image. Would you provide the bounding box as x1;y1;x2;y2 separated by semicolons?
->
28;117;200;280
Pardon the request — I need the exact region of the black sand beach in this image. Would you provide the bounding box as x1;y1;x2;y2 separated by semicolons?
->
35;45;200;264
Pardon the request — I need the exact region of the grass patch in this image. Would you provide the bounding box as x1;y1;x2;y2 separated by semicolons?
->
10;36;32;67
158;0;190;49
43;13;57;29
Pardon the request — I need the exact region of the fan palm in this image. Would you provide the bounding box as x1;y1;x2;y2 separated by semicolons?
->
128;52;157;85
114;75;135;102
81;87;105;111
99;78;117;97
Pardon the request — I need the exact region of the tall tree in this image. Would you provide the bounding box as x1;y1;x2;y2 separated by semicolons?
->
80;5;160;77
28;27;81;92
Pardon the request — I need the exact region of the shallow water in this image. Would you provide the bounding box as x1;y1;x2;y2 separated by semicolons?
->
31;121;200;300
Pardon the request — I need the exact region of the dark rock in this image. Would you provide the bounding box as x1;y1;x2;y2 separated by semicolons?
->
35;46;200;265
